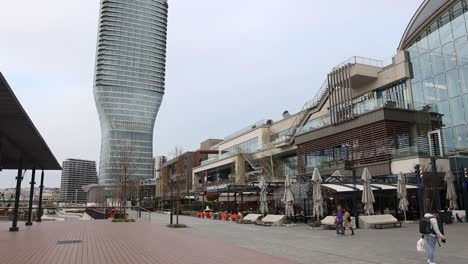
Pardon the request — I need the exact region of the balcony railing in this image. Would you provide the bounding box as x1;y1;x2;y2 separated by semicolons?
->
333;56;384;70
224;119;270;142
297;98;438;136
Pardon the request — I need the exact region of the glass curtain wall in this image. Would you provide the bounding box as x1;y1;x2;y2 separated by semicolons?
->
94;0;169;183
408;0;468;154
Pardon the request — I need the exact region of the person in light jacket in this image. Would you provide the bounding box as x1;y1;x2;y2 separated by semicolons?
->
424;211;446;264
343;208;354;235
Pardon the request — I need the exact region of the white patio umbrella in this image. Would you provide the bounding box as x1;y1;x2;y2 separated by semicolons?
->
397;172;409;221
361;168;375;215
445;170;458;209
311;168;323;220
259;176;268;216
282;175;295;217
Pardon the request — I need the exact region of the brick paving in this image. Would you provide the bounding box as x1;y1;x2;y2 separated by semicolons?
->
148;213;468;264
0;220;300;264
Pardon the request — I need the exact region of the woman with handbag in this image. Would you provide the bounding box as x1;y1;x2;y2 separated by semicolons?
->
343;208;355;235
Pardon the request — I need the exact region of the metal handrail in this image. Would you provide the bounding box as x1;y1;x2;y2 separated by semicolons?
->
332;56;384;70
223;119;270;141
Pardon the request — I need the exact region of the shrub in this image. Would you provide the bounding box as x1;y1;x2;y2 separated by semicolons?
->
166;224;188;228
112;218;135;223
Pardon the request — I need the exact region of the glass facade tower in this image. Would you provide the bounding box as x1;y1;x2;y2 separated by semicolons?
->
93;0;169;183
407;0;468;155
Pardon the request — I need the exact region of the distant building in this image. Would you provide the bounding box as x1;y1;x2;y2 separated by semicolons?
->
93;0;170;184
154;156;166;198
161;142;220;197
60;159;98;203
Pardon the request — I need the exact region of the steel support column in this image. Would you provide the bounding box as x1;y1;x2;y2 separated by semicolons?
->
36;170;44;222
26;167;36;226
10;158;23;232
352;169;359;228
462;175;468;222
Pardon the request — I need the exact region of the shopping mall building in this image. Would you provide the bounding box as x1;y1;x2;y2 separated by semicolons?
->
162;0;468;218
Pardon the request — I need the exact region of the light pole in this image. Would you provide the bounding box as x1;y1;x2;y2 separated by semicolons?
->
463;168;468;222
170;178;174;225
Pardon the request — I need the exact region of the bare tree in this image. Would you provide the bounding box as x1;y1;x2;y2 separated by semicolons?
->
107;139;139;219
165;146;185;224
257;144;283;182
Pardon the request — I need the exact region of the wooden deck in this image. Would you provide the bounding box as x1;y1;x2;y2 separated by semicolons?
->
0;220;299;264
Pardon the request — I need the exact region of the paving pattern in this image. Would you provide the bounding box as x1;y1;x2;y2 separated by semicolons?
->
148;212;468;264
0;220;300;264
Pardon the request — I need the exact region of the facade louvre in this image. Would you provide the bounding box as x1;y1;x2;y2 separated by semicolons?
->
93;0;169;183
60;159;98;203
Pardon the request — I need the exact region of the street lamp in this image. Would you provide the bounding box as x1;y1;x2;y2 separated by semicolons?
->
463;168;468;221
415;164;424;218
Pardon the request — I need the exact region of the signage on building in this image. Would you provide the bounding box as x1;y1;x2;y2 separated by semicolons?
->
341;139;359;148
336;92;375;109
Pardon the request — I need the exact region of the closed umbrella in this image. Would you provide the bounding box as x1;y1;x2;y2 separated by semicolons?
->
311;168;323;220
397;172;409;221
259;176;268;216
282;175;295;217
361;168;375;215
445;170;458;209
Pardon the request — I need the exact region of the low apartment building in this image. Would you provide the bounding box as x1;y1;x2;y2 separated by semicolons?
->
160;140;220;198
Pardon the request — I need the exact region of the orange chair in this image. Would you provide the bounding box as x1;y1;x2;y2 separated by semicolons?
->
231;214;238;221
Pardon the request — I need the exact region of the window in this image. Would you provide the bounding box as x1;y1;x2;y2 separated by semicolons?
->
442;42;458;71
306;151;322;169
447;68;462;97
439;12;454;45
453;125;468;149
428;24;441;50
420;52;433;80
410;57;422;82
455;36;468;66
423;78;437;104
450;96;466;125
431;47;445;75
418;32;430;53
411;82;425;105
459;64;468;93
283;156;298;176
452;13;467;39
442;128;455;154
438;100;452;126
434;73;449;100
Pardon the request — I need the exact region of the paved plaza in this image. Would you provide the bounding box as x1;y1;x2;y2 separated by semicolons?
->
148;213;468;264
1;214;467;264
0;220;299;264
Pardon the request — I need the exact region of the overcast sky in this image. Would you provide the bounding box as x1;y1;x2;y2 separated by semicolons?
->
0;0;421;188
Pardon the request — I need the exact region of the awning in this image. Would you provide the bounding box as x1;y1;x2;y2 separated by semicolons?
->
0;73;61;170
322;184;355;193
322;183;418;193
342;184;380;191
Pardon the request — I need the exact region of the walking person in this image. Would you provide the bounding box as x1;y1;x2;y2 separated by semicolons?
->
343;208;355;235
421;210;446;264
335;205;344;235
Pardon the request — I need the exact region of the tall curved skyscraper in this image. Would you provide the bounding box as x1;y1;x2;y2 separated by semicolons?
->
93;0;168;183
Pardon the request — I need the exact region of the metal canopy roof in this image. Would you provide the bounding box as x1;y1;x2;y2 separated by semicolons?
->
399;0;450;50
0;73;61;170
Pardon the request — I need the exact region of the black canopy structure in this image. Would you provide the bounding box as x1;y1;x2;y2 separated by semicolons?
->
0;72;62;231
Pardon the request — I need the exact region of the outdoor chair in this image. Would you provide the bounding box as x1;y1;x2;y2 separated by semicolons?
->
320;216;336;228
255;214;285;226
236;214;261;224
359;214;402;229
